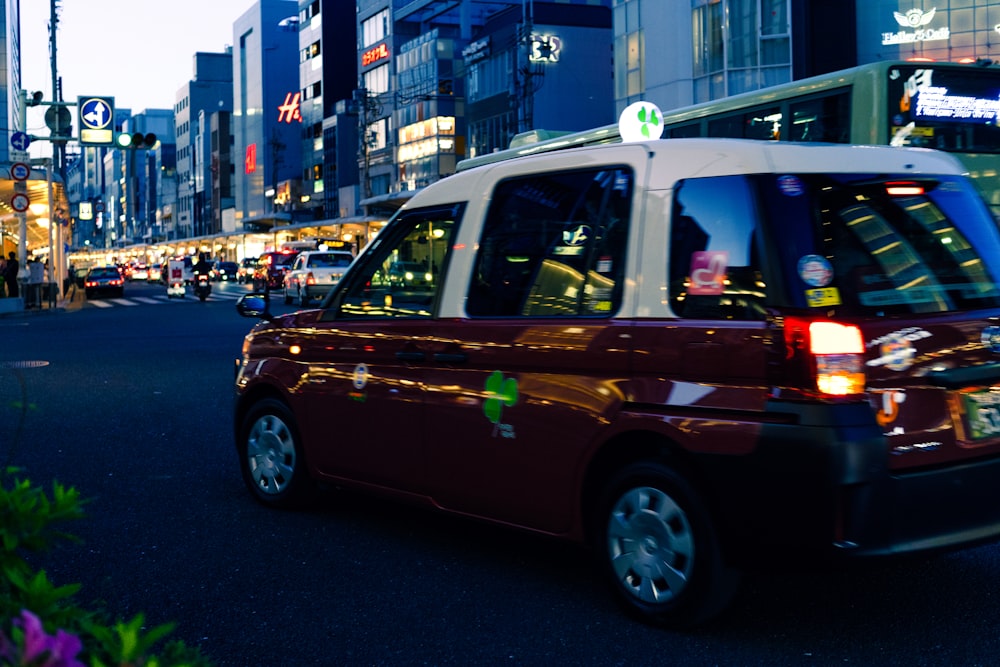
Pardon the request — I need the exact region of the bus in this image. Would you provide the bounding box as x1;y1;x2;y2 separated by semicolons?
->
460;60;1000;213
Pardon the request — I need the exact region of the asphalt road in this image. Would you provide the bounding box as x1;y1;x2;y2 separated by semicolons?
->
3;280;1000;666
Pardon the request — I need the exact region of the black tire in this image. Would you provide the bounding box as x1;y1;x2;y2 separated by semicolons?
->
237;398;312;508
595;461;739;629
283;288;293;305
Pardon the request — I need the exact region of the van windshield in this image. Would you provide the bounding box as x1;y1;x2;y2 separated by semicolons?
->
757;173;1000;315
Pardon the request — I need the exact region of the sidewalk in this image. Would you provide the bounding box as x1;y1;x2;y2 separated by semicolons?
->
0;283;78;317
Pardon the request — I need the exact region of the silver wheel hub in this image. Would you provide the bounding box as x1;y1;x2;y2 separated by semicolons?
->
247;414;296;495
607;486;694;604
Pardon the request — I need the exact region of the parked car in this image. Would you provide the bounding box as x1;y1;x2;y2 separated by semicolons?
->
211;261;240;282
282;250;354;306
84;266;124;299
251;251;299;291
235;135;1000;628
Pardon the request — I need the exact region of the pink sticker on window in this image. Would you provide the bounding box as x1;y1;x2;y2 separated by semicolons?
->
689;251;728;295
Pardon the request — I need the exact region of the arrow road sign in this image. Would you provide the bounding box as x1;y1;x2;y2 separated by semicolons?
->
10;131;30;151
78;96;115;145
80;98;111;130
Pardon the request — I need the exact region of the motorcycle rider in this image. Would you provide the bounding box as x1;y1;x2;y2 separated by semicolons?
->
193;253;213;299
193;253;213;280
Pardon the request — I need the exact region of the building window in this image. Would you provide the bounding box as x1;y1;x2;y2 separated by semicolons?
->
692;0;791;102
362;9;389;48
364;64;390;95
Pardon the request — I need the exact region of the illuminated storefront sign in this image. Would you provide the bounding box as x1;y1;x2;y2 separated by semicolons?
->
277;92;302;123
530;34;561;62
362;42;390;67
882;8;950;45
397;117;456;163
462;37;491;66
245;144;257;174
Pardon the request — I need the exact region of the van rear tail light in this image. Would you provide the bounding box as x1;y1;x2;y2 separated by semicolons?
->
784;318;866;397
306;272;316;286
885;181;925;196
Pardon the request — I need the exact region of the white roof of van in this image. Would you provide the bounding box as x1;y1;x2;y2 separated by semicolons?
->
408;138;966;210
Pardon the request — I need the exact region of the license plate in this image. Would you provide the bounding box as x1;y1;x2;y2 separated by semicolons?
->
960;389;1000;440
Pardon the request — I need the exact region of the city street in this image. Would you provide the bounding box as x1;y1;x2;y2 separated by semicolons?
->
3;284;1000;666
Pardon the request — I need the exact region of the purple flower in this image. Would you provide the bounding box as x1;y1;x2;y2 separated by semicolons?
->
12;610;85;667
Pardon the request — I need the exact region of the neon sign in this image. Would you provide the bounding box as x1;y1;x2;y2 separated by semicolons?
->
245;144;256;174
530;34;561;63
362;43;389;67
882;7;950;46
277;92;302;123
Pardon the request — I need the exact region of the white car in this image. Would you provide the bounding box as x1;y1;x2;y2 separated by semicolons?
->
282;250;354;306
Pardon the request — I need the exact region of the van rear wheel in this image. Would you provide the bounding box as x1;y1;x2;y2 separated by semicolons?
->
596;462;739;628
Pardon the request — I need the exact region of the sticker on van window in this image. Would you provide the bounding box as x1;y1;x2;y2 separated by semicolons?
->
805;287;841;307
554;225;591;256
798;254;833;287
689;251;728;295
866;335;916;371
777;175;805;197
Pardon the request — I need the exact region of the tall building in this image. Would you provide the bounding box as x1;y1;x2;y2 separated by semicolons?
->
464;2;614;159
357;0;612;201
2;0;21;165
110;108;173;248
298;0;357;221
233;0;303;232
612;1;999;119
174;51;234;240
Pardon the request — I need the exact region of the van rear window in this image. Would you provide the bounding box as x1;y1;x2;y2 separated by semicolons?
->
759;173;1000;315
669;173;1000;317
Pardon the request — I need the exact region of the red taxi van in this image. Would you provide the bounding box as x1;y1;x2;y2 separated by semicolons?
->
234;134;1000;627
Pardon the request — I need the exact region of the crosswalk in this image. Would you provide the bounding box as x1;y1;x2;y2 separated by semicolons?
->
79;289;247;309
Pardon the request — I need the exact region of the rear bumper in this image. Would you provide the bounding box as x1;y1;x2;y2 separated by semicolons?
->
702;401;1000;565
305;285;333;299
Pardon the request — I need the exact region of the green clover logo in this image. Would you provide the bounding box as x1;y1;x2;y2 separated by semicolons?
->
484;371;518;424
636;105;661;138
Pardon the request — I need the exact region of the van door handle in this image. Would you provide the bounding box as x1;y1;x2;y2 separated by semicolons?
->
395;350;426;362
433;352;468;364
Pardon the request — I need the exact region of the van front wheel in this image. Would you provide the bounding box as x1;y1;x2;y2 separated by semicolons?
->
596;462;739;628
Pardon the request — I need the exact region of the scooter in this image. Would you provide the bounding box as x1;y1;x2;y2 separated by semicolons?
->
195;273;212;302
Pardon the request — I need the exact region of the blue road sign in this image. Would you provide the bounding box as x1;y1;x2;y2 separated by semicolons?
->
80;98;112;130
10;131;30;151
78;96;115;145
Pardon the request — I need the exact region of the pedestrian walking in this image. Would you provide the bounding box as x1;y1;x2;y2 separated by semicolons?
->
3;252;19;298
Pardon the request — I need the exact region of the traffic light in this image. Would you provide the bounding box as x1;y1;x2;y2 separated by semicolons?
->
116;132;158;150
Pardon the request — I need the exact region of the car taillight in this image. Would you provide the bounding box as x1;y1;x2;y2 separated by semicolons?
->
306;272;315;285
783;317;866;397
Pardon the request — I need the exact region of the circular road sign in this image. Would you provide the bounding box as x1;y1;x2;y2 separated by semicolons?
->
9;162;30;181
10;131;30;151
10;192;30;212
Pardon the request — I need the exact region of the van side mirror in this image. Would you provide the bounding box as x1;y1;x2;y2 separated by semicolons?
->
236;293;273;321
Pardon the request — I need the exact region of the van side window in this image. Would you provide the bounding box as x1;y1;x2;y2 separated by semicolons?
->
466;167;632;317
669;176;768;320
333;206;460;319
